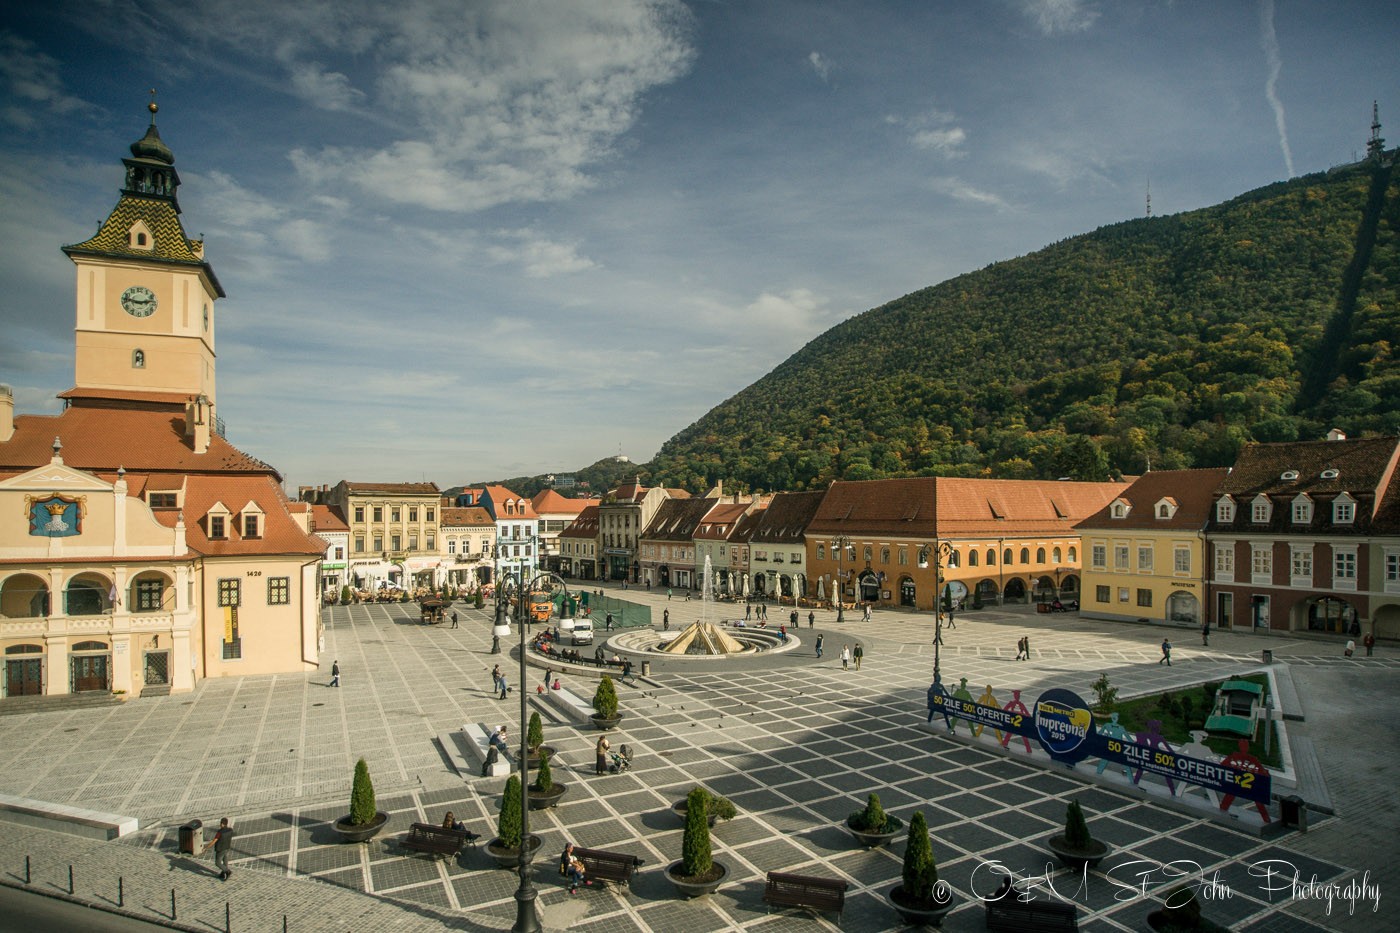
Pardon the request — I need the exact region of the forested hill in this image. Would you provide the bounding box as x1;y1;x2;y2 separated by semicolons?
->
646;159;1400;492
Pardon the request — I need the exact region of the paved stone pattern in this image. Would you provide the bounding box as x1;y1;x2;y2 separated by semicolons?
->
0;592;1394;932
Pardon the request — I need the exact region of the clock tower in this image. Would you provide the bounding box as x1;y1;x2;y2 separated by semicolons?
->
62;96;226;417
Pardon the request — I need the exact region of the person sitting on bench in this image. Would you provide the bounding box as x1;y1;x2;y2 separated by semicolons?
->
560;842;590;894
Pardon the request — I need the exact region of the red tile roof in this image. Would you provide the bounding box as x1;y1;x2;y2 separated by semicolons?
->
1077;469;1230;530
340;481;441;496
560;505;600;537
440;506;494;527
532;489;589;515
311;504;349;532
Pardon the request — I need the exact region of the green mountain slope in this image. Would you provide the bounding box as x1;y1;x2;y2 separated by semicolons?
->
647;160;1400;492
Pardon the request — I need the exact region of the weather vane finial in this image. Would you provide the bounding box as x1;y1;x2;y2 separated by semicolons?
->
148;87;158;123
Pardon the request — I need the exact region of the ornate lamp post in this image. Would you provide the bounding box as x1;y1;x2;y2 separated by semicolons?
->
831;534;852;624
919;541;955;682
511;569;570;933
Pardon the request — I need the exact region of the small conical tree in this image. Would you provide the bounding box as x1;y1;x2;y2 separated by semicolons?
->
593;675;619;719
339;584;352;604
1064;799;1093;850
901;811;938;903
497;774;523;849
349;758;376;826
851;793;889;832
527;712;544;752
680;786;713;878
474;591;484;609
532;748;554;793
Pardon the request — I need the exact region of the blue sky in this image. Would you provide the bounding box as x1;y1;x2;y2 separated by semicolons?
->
2;0;1396;490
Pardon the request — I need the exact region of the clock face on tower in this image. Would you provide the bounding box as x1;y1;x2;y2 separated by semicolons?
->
120;285;158;317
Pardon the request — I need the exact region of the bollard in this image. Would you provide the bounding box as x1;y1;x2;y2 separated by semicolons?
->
226;902;231;933
171;888;177;921
24;855;30;884
119;876;124;907
283;915;288;933
69;864;74;895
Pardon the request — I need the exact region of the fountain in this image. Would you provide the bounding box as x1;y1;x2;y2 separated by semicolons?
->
658;556;747;655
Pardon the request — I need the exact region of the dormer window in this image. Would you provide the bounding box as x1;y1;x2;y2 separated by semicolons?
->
1251;495;1272;524
1291;495;1313;525
1333;493;1356;524
132;349;146;369
127;220;154;251
1281;470;1299;481
1155;498;1179;520
209;515;226;539
1216;497;1236;523
1110;499;1131;519
1321;469;1340;480
149;493;177;509
243;514;260;538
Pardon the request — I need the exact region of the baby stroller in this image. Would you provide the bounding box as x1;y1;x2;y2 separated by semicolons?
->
607;744;633;774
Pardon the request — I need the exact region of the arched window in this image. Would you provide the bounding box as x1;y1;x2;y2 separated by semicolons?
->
1068;546;1078;562
73;641;109;651
947;550;960;568
132;349;145;368
1020;547;1030;564
1036;547;1046;563
1053;547;1062;563
986;548;996;565
863;545;872;562
1003;548;1013;565
4;644;43;654
968;550;979;567
880;546;890;564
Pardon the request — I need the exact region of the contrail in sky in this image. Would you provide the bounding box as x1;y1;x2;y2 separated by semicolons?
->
1259;0;1295;178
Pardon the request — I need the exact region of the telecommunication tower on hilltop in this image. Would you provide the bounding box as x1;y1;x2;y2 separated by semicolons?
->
1367;101;1386;162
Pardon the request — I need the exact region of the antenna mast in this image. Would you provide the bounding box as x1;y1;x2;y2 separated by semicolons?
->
1368;101;1386;161
1145;179;1152;218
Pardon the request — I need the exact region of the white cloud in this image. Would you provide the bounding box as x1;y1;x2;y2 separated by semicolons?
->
487;230;597;279
808;51;831;82
0;32;95;128
890;109;968;158
1017;0;1100;36
290;64;365;112
911;127;968;154
927;176;1010;209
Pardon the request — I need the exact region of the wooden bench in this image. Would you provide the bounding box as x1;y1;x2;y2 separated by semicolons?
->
985;895;1079;932
543;685;594;724
570;846;644;892
400;822;475;858
763;871;848;923
438;723;511;779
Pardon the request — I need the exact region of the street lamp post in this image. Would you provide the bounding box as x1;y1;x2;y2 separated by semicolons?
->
920;541;955;683
831;535;852;624
511;570;570;933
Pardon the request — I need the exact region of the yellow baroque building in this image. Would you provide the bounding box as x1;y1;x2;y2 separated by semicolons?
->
0;106;324;701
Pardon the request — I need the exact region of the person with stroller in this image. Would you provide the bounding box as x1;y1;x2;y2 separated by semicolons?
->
595;734;610;775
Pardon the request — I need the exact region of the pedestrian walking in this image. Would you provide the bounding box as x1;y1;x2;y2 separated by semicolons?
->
946;607;955;630
329;660;340;687
201;817;235;880
1159;638;1172;666
451;610;458;628
807;611;815;628
667;588;673;600
1345;639;1356;658
853;643;864;670
840;645;851;670
1364;632;1376;657
663;609;670;631
1201;622;1209;646
543;667;552;689
605;611;614;632
1023;635;1031;660
745;603;752;620
790;609;798;628
863;604;872;622
815;633;824;658
779;624;788;643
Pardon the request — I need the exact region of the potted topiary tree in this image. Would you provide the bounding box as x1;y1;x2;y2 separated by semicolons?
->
486;774;542;868
1146;883;1231;931
1090;673;1118;719
665;786;728;897
1047;799;1110;872
846;792;904;848
333;758;389;842
591;674;622;730
671;786;737;828
527;747;567;809
886;811;955;926
525;711;554;770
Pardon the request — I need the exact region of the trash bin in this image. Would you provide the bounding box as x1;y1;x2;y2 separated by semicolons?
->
1262;648;1273;664
641;661;651;677
179;819;203;855
1280;795;1307;832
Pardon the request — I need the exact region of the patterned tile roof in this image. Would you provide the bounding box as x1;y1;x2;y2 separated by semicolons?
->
311;504;349;533
560;505;600;537
481;485;537;520
1217;436;1399;497
440;506;494;528
641;497;716;542
174;474;324;557
531;489;590;515
341;481;441;496
63;194;225;296
1077;468;1230;531
694;502;753;540
750;490;827;543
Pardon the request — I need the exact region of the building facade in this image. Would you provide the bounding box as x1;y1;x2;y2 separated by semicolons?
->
439;505;495;589
325;481;442;591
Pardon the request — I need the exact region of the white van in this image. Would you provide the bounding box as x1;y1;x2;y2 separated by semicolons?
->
570;617;594;645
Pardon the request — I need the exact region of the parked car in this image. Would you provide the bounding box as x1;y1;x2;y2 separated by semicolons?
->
571;617;594;645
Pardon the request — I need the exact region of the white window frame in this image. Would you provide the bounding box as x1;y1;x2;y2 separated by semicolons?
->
1251;496;1272;524
1290;545;1313;587
1251;544;1272;584
1137;545;1154;573
1173;546;1191;575
1216;497;1236;523
1291;496;1312;524
1214;543;1234;582
1113;544;1129;571
1333;547;1358;590
1333;495;1356;525
1091;544;1106;570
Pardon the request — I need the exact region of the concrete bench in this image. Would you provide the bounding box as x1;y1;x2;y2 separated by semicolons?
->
0;793;138;840
544;685;595;724
438;723;511;779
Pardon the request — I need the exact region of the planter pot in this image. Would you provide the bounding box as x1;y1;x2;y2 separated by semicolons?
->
664;859;727;897
887;883;956;927
332;811;389;843
591;714;622;731
485;834;543;869
526;745;557;770
845;817;902;849
527;782;568;810
1046;834;1111;872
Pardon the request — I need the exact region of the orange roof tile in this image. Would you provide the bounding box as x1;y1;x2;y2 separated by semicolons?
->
1077;469;1229;531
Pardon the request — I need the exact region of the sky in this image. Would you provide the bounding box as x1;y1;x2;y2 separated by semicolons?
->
2;1;1397;492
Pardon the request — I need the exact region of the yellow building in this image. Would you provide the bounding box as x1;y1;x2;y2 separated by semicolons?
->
324;481;442;590
0;106;324;700
1076;468;1229;628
